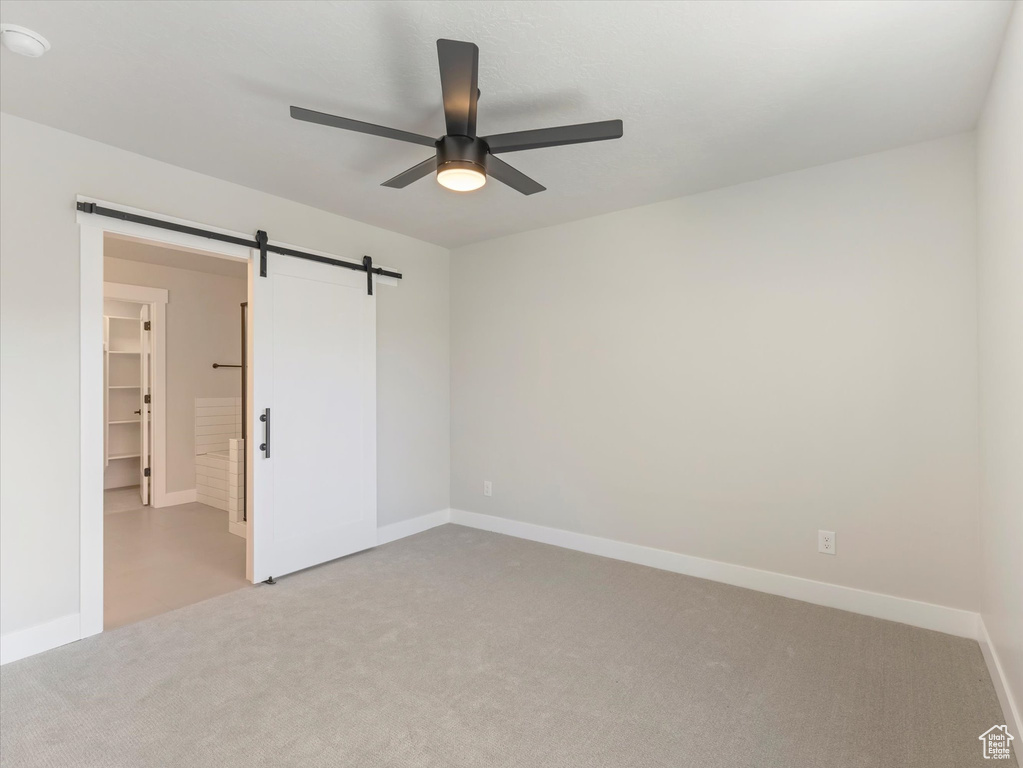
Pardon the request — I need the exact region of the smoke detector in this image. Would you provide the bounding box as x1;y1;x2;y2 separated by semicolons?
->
0;24;50;57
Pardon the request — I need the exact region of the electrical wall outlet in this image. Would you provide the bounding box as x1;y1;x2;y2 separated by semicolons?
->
818;530;836;555
483;480;492;497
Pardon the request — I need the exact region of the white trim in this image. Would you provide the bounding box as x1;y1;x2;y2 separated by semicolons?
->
448;509;980;639
245;262;255;583
979;616;1022;740
159;489;198;507
79;198;256;639
0;614;81;665
77;196;254;261
377;509;452;546
3;510;999;677
150;298;168;507
77;196;400;638
103;282;171;509
80;226;105;640
103;282;168;305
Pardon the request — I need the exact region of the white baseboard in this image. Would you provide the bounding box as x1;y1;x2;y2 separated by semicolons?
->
0;510;451;667
0;509;989;673
978;616;1022;740
155;488;197;508
228;520;246;538
377;509;452;546
0;613;80;665
449;509;980;639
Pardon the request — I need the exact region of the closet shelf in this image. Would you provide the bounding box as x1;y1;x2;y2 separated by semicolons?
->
108;419;141;425
108;453;141;460
107;350;141;355
109;385;140;389
106;316;140;322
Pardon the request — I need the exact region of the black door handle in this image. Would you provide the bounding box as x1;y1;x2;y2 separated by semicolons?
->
259;408;270;458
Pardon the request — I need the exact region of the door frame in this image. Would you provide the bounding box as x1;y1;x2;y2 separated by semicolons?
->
77;196;397;639
78;197;256;638
103;281;168;505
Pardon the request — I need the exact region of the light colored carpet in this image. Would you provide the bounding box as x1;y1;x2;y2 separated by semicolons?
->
0;525;1012;768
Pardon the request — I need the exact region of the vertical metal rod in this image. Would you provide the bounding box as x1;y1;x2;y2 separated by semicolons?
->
240;302;248;523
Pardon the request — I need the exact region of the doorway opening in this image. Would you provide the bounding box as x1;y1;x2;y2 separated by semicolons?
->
79;198;391;641
101;232;251;630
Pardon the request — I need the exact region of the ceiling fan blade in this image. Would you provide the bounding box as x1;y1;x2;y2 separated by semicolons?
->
381;156;438;188
486;155;546;195
290;106;436;148
437;39;479;137
484;119;623;154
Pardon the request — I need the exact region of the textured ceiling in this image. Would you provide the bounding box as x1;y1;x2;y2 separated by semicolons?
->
0;1;1012;247
105;235;248;278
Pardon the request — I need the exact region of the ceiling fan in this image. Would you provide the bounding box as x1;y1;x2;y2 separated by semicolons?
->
291;38;623;195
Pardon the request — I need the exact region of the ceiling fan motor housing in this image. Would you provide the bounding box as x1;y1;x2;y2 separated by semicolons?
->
436;135;489;177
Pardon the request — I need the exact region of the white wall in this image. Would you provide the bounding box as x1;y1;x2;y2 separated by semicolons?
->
976;3;1023;735
0;113;450;639
451;134;980;612
104;251;247;493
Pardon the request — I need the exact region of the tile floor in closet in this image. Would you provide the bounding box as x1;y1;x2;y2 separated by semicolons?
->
104;488;248;629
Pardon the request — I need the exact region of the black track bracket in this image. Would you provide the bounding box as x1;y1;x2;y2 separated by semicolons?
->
256;230;268;278
363;255;373;295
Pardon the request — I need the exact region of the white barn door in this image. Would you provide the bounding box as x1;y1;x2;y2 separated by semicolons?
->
250;253;377;582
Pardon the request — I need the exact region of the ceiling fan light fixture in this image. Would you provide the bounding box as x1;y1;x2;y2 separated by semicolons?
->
290;39;622;196
436;162;486;192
